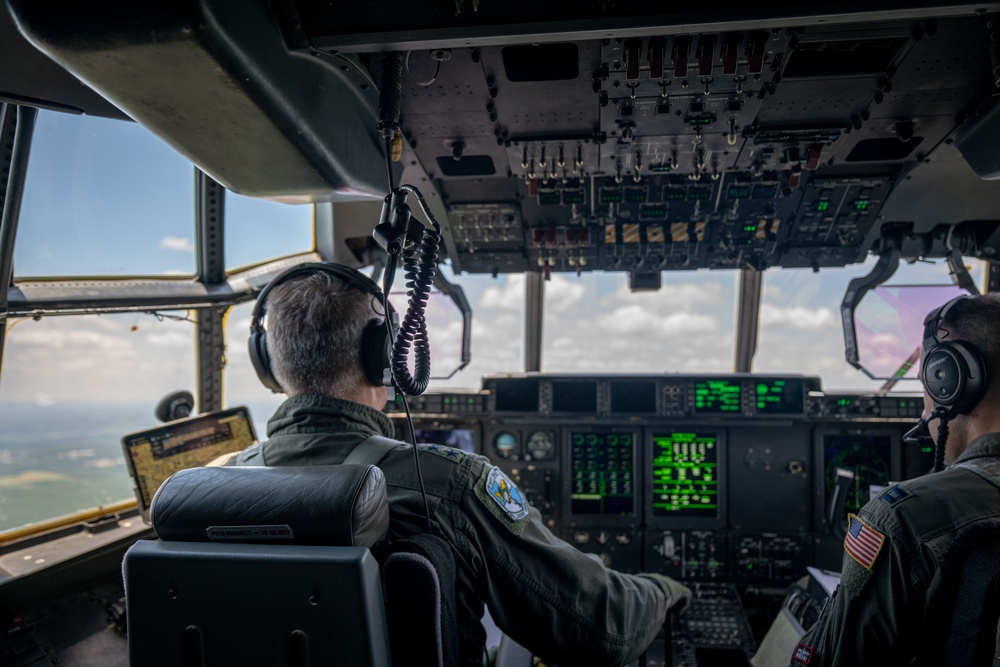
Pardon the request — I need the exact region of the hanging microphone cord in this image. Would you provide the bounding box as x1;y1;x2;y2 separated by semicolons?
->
374;52;440;533
934;413;950;473
391;185;441;396
377;190;440;535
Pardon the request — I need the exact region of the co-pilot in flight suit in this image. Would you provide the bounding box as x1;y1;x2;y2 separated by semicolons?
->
790;432;1000;666
227;395;690;667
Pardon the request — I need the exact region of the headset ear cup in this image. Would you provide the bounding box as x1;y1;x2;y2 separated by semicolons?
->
249;331;283;393
922;347;963;411
359;320;391;386
922;342;987;416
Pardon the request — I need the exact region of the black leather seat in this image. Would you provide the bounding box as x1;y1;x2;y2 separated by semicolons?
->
122;464;452;667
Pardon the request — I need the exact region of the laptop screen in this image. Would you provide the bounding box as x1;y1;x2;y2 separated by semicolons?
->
121;406;257;521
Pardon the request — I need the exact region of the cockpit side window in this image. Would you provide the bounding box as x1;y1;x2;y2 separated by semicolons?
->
14;110;195;278
0;312;195;532
224;192;314;272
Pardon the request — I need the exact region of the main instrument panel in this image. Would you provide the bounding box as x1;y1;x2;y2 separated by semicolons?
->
394;374;930;587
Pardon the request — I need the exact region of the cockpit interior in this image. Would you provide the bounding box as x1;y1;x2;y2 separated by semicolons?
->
3;1;1000;665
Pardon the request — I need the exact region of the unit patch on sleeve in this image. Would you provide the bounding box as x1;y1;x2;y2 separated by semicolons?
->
792;643;814;665
474;465;530;533
880;485;912;507
844;513;886;571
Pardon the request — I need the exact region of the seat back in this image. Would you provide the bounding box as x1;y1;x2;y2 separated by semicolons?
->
379;533;458;667
123;465;407;667
124;540;390;666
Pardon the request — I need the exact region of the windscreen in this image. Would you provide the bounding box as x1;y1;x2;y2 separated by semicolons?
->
853;284;968;379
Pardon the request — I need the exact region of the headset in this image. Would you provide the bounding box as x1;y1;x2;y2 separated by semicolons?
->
248;263;396;394
920;295;987;419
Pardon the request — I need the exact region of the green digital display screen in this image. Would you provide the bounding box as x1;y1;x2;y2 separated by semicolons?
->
754;378;805;414
815;200;831;212
570;432;634;516
651;432;719;517
694;380;741;414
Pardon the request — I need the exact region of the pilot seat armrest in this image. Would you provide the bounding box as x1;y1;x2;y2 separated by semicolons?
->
150;465;390;548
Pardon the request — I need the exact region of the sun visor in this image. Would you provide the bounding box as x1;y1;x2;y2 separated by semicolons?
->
7;0;389;203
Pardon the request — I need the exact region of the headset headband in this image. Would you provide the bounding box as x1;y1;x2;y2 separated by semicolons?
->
250;262;387;334
922;295;973;353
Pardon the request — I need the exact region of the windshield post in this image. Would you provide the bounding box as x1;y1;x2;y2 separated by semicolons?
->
0;104;37;380
195;169;226;284
194;169;227;413
525;271;544;372
734;267;763;373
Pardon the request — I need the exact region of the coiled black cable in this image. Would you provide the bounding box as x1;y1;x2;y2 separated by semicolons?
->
935;417;950;472
390;222;441;396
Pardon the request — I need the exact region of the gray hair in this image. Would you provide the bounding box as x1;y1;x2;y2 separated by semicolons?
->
266;271;382;398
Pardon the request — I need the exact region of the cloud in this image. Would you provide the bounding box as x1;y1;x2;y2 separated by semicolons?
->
597;306;716;335
85;457;125;469
545;275;587;313
0;470;73;487
759;304;837;330
147;331;191;347
479;274;525;311
159;236;194;252
1;314;195;403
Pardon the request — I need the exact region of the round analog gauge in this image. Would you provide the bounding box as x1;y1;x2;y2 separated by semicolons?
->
526;430;556;461
493;432;519;459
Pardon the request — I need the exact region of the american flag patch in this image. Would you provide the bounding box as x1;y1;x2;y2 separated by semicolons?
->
845;513;885;571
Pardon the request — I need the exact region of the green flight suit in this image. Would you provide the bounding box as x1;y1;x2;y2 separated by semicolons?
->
791;432;1000;666
229;395;689;667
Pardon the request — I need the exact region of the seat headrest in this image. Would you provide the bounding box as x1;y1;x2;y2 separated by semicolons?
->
150;465;390;548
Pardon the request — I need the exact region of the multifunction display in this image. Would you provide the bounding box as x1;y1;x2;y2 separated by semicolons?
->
754;378;804;415
570;432;634;516
651;432;719;518
694;380;741;414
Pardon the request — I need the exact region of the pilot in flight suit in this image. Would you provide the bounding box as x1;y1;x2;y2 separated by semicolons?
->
790;293;1000;666
226;265;691;667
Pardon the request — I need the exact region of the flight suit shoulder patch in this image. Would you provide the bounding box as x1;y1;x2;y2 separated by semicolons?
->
417;443;466;463
842;513;887;594
474;465;529;534
879;484;912;507
844;513;885;571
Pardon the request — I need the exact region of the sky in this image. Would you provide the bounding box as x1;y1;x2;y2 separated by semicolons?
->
14;111;314;278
